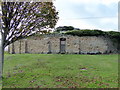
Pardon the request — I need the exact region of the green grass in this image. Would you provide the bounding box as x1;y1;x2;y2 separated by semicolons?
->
0;81;2;90
3;54;118;88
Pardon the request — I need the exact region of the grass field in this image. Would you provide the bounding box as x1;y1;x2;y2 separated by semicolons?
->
2;54;118;88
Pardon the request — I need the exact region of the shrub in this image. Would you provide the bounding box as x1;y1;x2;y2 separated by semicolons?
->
106;31;120;39
106;31;120;42
56;26;74;32
65;29;106;36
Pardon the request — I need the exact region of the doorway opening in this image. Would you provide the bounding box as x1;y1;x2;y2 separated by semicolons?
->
60;38;66;54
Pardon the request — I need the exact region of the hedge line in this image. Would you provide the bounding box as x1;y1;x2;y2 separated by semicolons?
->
65;29;120;39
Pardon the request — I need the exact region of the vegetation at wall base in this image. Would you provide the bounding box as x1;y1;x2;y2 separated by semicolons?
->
3;54;118;88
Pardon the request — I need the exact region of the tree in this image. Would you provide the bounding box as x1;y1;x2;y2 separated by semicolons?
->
55;26;74;32
1;2;59;48
0;1;58;79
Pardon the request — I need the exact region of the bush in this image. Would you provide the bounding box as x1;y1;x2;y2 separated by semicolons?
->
106;31;120;38
56;26;74;32
106;31;120;42
65;29;106;36
65;29;120;42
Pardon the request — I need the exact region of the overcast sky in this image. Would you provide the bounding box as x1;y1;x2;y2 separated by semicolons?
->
53;0;118;31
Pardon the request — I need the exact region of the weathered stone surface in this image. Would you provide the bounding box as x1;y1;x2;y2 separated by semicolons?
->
8;34;119;54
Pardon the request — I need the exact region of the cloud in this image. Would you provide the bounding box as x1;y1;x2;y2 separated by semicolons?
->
100;18;117;25
54;0;118;31
56;19;99;29
56;17;118;31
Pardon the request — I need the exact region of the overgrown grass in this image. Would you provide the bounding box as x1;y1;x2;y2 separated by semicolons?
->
3;54;118;88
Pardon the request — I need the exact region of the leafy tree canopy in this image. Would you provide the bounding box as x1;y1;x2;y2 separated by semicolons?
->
0;2;59;48
55;26;74;32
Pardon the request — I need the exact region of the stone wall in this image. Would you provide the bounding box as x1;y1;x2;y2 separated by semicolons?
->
9;34;118;54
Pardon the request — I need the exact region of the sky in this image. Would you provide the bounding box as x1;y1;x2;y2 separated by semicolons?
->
53;0;119;31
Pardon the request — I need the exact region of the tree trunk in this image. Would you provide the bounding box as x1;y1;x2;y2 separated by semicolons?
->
0;32;4;88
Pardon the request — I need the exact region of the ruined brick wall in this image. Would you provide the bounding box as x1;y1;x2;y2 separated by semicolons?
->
8;34;118;54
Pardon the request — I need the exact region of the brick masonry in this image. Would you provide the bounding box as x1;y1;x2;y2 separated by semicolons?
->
8;34;118;54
